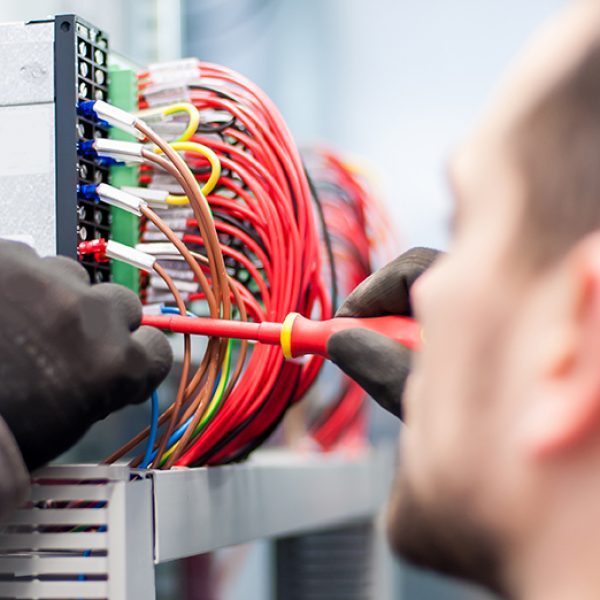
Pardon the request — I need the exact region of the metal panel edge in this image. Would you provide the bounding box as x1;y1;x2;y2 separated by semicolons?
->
152;447;394;563
53;14;78;258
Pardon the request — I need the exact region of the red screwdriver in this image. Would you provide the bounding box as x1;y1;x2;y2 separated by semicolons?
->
141;312;420;359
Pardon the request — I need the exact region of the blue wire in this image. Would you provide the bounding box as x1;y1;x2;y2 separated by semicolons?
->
77;505;106;589
143;368;224;464
143;307;224;464
141;390;159;469
78;550;91;582
160;306;197;317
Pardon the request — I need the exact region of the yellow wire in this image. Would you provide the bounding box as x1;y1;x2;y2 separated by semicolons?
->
166;194;190;206
161;103;200;143
159;340;232;463
154;140;221;198
137;103;200;143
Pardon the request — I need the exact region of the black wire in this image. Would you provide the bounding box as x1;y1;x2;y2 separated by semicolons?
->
213;210;269;256
189;166;214;176
196;116;237;135
189;84;240;104
305;165;339;312
328;232;371;274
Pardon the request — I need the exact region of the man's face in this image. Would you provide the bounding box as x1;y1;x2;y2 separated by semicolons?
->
386;1;600;593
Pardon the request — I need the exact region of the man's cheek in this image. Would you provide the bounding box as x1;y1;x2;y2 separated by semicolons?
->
401;370;419;424
399;377;437;487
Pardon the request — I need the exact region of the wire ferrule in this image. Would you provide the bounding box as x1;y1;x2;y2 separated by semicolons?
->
96;183;147;216
106;240;156;273
93;139;146;164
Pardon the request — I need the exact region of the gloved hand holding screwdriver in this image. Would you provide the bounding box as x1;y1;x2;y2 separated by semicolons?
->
327;247;440;419
149;246;441;418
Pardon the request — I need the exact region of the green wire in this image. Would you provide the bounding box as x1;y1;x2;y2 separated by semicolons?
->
158;339;233;467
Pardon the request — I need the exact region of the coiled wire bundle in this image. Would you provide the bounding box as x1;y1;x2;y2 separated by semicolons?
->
92;60;395;468
104;61;329;468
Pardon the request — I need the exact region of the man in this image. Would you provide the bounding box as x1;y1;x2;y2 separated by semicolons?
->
2;2;596;596
0;240;172;517
330;0;600;597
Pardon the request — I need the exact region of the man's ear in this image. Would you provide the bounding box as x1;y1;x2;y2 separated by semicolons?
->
520;233;600;459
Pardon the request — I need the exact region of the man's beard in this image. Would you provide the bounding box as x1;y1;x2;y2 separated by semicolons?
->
386;468;509;598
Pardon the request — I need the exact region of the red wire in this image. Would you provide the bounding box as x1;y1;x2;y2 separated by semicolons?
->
136;63;394;466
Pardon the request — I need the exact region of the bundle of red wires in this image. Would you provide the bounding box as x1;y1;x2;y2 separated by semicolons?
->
130;62;329;467
104;61;396;468
304;148;396;450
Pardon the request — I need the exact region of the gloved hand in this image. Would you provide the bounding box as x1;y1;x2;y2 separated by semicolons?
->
0;240;173;470
327;247;440;419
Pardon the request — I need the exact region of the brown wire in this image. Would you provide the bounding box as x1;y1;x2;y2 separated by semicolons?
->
103;263;191;464
104;200;217;465
128;253;249;469
138;155;226;465
107;117;248;468
148;263;193;468
137;122;231;323
163;259;250;467
137;130;235;467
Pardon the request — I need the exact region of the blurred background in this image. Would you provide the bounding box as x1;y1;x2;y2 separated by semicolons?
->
0;1;566;598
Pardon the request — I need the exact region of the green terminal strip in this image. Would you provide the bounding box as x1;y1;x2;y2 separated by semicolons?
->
108;65;140;294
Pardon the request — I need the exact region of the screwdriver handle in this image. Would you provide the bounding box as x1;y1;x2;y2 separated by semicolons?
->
282;313;420;359
141;313;420;359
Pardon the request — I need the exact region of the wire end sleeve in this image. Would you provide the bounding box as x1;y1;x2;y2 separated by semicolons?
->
135;242;180;258
105;241;157;273
77;239;109;263
96;183;147;216
120;186;170;207
93;139;146;164
84;100;145;139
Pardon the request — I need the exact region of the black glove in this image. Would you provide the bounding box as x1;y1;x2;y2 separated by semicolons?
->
0;240;173;470
327;247;440;419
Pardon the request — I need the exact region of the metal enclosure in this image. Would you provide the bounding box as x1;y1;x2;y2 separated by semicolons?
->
0;448;393;600
0;15;111;283
0;19;56;256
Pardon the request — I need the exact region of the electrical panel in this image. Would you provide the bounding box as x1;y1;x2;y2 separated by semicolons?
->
0;15;112;283
0;13;390;468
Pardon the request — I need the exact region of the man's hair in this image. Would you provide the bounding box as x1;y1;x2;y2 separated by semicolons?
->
515;40;600;267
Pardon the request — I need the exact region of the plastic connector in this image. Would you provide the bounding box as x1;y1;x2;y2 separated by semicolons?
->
78;184;98;200
78;239;156;272
149;275;197;292
93;139;146;164
135;242;181;258
144;83;192;108
78;140;97;157
148;58;201;84
121;186;169;207
96;183;147;216
78;239;109;263
78;100;144;139
105;240;156;273
77;141;122;166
